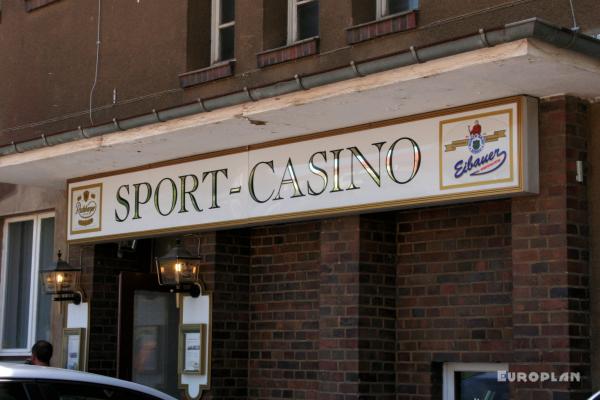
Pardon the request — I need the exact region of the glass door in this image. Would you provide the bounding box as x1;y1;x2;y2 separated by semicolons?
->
118;272;179;398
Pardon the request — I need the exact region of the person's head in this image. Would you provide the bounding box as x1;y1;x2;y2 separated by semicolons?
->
31;340;53;366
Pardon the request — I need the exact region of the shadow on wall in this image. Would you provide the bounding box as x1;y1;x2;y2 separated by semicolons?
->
0;184;17;201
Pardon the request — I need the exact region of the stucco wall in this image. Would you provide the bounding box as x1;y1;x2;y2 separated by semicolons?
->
0;183;67;252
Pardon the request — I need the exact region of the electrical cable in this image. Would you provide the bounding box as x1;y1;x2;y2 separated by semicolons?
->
568;0;579;31
89;0;102;125
0;0;570;135
0;88;180;134
419;0;539;29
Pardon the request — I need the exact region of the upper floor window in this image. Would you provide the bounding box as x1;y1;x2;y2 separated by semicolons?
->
287;0;319;44
211;0;235;63
0;213;54;355
377;0;418;19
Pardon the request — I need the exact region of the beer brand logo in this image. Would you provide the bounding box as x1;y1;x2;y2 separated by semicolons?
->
76;190;97;226
446;120;507;178
440;111;512;189
70;183;102;234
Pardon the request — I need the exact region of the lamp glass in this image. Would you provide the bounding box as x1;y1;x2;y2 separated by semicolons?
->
41;270;80;294
155;239;200;286
40;251;81;295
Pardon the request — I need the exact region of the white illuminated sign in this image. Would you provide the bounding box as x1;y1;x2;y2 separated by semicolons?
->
68;97;538;242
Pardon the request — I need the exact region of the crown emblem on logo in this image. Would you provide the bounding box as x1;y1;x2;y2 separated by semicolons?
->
75;190;98;227
444;121;506;153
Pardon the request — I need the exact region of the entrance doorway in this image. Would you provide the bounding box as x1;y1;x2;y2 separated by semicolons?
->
117;271;180;398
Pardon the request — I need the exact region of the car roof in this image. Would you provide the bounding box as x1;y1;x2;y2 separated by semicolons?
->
0;363;177;400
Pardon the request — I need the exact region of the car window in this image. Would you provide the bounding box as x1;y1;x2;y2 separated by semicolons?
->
37;381;162;400
0;382;28;400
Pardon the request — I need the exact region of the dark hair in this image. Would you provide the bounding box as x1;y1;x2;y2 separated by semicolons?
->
32;340;53;364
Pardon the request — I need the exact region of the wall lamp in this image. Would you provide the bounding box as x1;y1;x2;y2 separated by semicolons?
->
155;239;201;297
40;250;83;305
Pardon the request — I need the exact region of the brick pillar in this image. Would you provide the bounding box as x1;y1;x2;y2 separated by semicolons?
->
511;96;590;400
396;200;513;399
319;214;397;399
357;214;397;399
247;221;320;399
319;216;361;399
195;230;250;399
589;102;600;391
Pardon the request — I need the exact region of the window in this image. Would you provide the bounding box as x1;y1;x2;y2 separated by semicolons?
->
443;363;509;400
211;0;235;63
0;213;55;355
376;0;418;19
0;382;28;399
287;0;319;44
38;381;164;400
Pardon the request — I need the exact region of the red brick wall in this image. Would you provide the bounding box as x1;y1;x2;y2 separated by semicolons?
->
358;214;397;398
511;96;590;400
396;200;513;398
248;221;321;399
194;230;251;399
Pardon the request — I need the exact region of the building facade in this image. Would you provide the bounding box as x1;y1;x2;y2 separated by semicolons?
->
1;1;600;399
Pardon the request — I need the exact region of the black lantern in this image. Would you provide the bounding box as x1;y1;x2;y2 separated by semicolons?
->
155;239;201;297
40;250;82;304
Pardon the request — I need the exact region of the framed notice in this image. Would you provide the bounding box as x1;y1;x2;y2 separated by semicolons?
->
178;324;207;375
62;328;85;371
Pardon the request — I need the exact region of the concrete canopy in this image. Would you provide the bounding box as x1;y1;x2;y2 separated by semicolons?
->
1;38;599;188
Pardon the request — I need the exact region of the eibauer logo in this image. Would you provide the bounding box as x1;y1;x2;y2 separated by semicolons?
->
440;109;513;190
452;120;507;178
70;183;102;235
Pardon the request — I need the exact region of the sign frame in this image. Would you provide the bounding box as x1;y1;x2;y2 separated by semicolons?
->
67;96;538;243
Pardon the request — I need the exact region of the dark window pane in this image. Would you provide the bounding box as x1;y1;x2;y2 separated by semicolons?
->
2;220;33;349
38;382;163;400
220;0;235;23
455;371;509;400
297;1;319;40
0;382;27;400
219;25;235;60
388;0;418;14
131;291;179;398
0;382;28;400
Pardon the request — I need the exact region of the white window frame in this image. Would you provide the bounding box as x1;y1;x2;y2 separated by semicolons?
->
0;212;55;356
376;0;417;19
211;0;235;64
287;0;318;45
443;362;509;400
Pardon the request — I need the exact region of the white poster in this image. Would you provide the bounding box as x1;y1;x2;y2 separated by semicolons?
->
184;332;201;372
66;335;80;370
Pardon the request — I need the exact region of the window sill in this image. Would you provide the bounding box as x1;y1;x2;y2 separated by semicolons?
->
346;10;417;45
179;60;235;89
257;37;319;68
0;351;30;358
25;0;60;12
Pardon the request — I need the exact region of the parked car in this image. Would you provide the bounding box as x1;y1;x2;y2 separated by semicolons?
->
0;363;177;400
